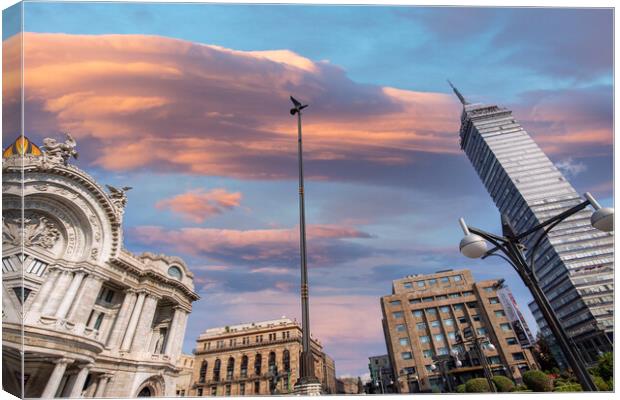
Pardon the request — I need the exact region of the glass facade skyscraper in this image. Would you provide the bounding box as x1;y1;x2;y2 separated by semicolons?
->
453;87;613;364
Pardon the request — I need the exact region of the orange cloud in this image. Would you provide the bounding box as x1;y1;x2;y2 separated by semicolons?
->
4;32;461;181
155;188;242;223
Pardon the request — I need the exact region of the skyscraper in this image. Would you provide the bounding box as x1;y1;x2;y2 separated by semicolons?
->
452;84;613;364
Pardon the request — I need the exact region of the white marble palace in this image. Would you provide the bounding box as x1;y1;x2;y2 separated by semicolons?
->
2;135;199;398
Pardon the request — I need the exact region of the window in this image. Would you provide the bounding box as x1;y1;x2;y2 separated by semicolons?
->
2;257;17;273
240;383;246;396
399;338;410;346
409;298;422;304
226;358;235;380
211;387;217;396
439;306;450;313
500;323;512;331
412;310;423;318
167;266;182;279
12;287;31;304
254;354;262;375
25;258;48;277
435;334;444;342
449;293;461;298
489;297;500;304
213;359;221;381
416;322;427;331
436;295;447;300
472;315;481;322
268;352;277;375
199;361;208;383
225;384;231;396
429;278;437;285
403;282;413;289
217;340;224;349
477;327;487;336
426;308;437;315
420;335;430;343
396;324;406;332
423;349;434;358
458;317;467;324
197;389;203;396
390;300;401;306
403;367;416;374
392;311;404;319
462;291;474;296
423;297;434;303
242;337;250;345
453;304;464;311
444;319;454;326
255;335;263;343
417;281;426;288
513;352;526;361
283;350;291;372
401;352;413;360
425;365;433;372
484;287;494;292
431;320;440;328
489;356;501;364
440;277;449;283
254;382;260;394
467;302;478;309
93;313;104;330
454;275;462;282
448;332;456;341
495;310;506;318
506;337;518;345
437;347;449;356
241;356;248;378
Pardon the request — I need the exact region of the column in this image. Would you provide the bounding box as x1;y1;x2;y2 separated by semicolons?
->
41;358;72;399
67;275;104;323
164;307;182;355
28;268;60;315
68;363;93;398
42;270;72;316
55;271;86;319
94;375;111;397
130;294;159;352
120;292;146;351
106;290;136;349
172;311;189;358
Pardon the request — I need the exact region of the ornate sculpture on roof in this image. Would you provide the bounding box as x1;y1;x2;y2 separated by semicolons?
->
42;133;79;165
106;185;132;211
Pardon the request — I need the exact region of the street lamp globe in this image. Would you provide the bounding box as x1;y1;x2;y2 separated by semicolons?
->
487;343;496;351
591;207;614;232
459;233;488;259
455;359;463;368
430;364;437;372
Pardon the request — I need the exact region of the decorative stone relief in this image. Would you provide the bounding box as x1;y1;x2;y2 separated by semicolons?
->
41;133;78;166
2;211;61;249
106;185;132;212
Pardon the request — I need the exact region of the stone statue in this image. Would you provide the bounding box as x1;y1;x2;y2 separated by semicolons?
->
106;185;132;210
42;133;79;165
2;213;61;249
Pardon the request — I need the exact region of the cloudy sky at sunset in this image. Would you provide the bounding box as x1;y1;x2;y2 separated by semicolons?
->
2;3;613;377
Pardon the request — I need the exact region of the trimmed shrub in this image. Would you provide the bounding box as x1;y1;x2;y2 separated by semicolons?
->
465;378;493;393
554;383;583;392
593;376;610;391
522;370;553;392
511;384;529;392
492;375;515;392
456;384;466;393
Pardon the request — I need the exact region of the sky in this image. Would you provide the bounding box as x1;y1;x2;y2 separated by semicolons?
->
2;2;613;378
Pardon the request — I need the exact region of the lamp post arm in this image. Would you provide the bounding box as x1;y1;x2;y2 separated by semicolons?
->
515;199;590;241
526;217;566;282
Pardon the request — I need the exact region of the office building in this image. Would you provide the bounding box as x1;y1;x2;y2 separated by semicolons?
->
368;355;395;393
381;269;537;393
453;87;613;362
190;317;336;395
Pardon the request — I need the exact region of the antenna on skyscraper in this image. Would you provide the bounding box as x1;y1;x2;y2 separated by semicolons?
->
447;79;469;105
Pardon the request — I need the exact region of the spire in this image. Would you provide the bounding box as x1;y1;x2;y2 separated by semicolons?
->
447;79;468;106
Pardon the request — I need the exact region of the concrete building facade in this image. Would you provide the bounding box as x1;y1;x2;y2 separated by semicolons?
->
2;135;199;397
381;269;537;393
454;89;614;363
368;354;395;393
190;318;336;396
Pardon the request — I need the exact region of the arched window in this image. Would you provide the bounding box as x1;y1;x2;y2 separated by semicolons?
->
254;354;262;375
241;355;248;378
268;351;277;375
283;350;290;372
213;359;221;382
199;361;208;383
226;357;235;380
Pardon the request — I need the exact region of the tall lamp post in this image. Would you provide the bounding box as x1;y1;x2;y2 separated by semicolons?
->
458;192;613;392
289;96;321;394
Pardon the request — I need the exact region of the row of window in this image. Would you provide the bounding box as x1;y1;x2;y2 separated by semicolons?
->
2;255;48;277
196;381;262;396
400;347;524;362
206;331;291;351
198;351;291;383
402;275;463;290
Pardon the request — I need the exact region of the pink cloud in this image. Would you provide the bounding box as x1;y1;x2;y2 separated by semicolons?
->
4;32;461;182
130;223;372;267
155;188;242;223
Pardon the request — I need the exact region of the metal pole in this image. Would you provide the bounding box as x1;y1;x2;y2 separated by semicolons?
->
295;107;317;385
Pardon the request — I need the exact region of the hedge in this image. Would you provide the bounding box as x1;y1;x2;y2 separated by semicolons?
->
456;384;466;393
554;383;582;392
522;370;553;392
492;375;515;392
465;378;493;393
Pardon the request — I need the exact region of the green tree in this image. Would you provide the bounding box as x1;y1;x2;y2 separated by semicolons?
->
465;378;493;393
592;376;610;391
594;352;613;381
492;375;515;392
533;332;558;371
554;383;583;392
522;370;553;392
456;384;466;393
